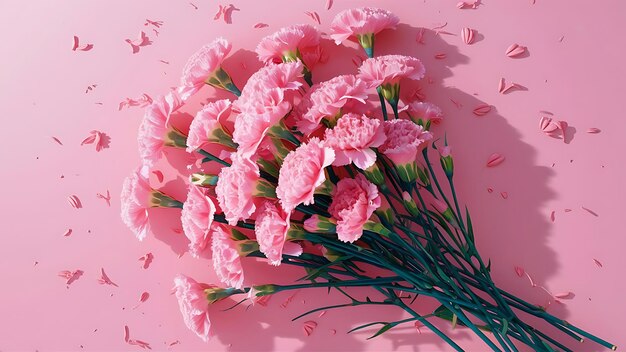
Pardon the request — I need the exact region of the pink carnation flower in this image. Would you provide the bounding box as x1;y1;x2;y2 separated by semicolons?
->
324;113;385;170
276;138;335;212
330;7;399;44
120;167;152;241
138;92;184;167
211;225;244;289
379;119;433;166
405;101;443;125
329;174;381;243
233;62;304;157
186;99;233;152
358;55;425;89
173;275;214;342
256;24;321;64
215;153;260;225
295;75;369;135
179;38;232;100
255;201;291;266
181;185;216;258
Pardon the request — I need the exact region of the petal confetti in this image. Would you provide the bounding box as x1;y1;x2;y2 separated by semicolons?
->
305;11;321;25
51;136;63;145
514;266;525;277
581;206;599;217
125;31;152;54
326;0;333;10
67;195;83;209
473;104;491;116
303;321;318;336
98;268;119;287
593;258;603;268
461;28;475;44
96;190;111;207
415;27;425;44
80;130;109;152
254;23;269;29
119;93;153;111
63;228;73;237
72;36;93;51
58;269;84;285
139;253;154;269
144;19;163;28
586;128;601;134
486;153;505;167
505;43;526;58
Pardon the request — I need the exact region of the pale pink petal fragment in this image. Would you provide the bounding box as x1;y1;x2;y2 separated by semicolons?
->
473;104;491;116
214;4;224;19
303;321;318;336
98;268;119;287
189;2;198;10
81;130;109;152
305;11;321;25
125;31;152;54
318;310;327;317
550;210;555;222
514;266;525;277
326;0;333;10
593;258;603;268
51;136;63;145
58;269;84;285
144;19;163;28
254;23;269;29
63;228;73;237
461;28;474;44
169;340;180;347
486;153;505;167
119;94;153;111
72;35;93;51
139;252;154;269
505;43;526;57
68;195;83;209
415;28;425;44
434;53;447;59
431;22;447;30
498;78;505;93
222;4;240;24
554;292;573;299
140;291;150;302
564;208;572;212
587;128;601;134
124;325;130;342
525;272;537;287
581;206;599;217
281;290;299;308
96;190;111;207
500;192;508;199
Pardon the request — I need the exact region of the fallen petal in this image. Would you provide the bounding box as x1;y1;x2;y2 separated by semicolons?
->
581;206;598;217
461;28;475;44
63;228;73;237
68;195;83;209
303;321;318;336
326;0;333;10
415;28;425;44
550;211;555;222
593;258;603;268
486;153;505;167
52;136;63;145
586;128;601;134
505;43;526;57
473;104;492;116
498;78;505;93
434;53;447;59
139;253;154;269
500;192;508;199
254;23;269;29
554;292;573;299
514;266;525;277
124;325;130;342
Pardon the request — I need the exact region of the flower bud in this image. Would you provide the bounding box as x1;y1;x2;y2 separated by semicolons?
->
402;191;420;217
374;195;395;225
204;287;240;304
439;146;454;178
304;215;337;233
364;163;385;186
191;173;218;187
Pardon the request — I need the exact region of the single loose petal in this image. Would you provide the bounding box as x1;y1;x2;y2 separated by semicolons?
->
124;325;130;342
473;104;491;116
52;136;63;145
593;258;603;268
581;206;599;217
505;43;526;57
139;252;154;269
461;28;474;44
63;228;73;237
326;0;333;10
514;266;525;277
254;23;269;28
96;190;111;207
554;292;572;299
303;321;318;336
550;210;555;222
586;128;601;134
98;268;119;287
68;195;83;209
486;153;505;167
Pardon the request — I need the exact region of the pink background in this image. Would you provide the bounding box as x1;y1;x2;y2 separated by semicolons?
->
1;0;625;351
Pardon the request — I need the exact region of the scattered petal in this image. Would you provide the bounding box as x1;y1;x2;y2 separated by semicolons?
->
281;290;299;308
139;291;150;303
434;53;447;59
505;43;526;58
58;269;84;285
487;187;493;193
139;253;154;269
63;228;73;237
144;19;163;28
51;136;63;145
498;78;505;93
152;170;164;183
168;340;180;347
222;4;240;24
558;35;564;42
500;192;508;199
461;28;475;44
255;294;272;307
473;104;491;116
159;59;170;64
119;94;153;111
326;0;333;10
125;31;152;54
96;190;111;207
124;325;130;342
431;22;447;30
486;153;505;167
189;2;198;10
525;272;537;287
67;195;83;209
303;321;318;336
564;208;572;212
449;98;462;109
581;206;599;217
85;84;97;94
318;310;326;317
586;128;601;134
593;258;603;268
305;11;321;25
254;23;269;29
72;35;93;51
98;268;119;287
415;28;425;44
514;266;525;277
330;329;337;335
80;130;110;152
554;292;573;299
128;339;152;349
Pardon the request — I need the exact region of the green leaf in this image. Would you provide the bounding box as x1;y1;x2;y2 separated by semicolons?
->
367;323;395;339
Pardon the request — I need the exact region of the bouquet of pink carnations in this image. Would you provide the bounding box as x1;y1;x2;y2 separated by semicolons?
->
121;7;616;352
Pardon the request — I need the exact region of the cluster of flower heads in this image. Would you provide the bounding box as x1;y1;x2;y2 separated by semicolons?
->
121;7;445;342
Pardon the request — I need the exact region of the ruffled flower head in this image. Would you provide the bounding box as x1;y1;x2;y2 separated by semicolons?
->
295;75;369;135
255;201;291;266
179;38;239;100
256;24;321;64
211;225;245;289
276;138;335;212
138;92;186;168
329;174;381;243
233;62;304;157
405;101;443;128
323;113;385;170
215;153;261;225
330;7;399;57
173;275;214;342
181;185;217;258
379;119;432;182
186;99;235;152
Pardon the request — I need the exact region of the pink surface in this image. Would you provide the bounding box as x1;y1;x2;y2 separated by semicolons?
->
1;0;625;351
